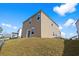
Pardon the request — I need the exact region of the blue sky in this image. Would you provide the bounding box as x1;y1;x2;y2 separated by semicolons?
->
0;3;79;38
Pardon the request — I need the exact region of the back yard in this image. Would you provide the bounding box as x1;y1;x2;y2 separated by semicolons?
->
0;38;79;56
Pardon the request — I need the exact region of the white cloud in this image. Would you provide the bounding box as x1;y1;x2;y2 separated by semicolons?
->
64;19;76;27
1;23;17;29
70;33;74;36
2;23;11;28
58;18;76;30
53;3;78;16
13;26;17;29
61;32;66;38
59;25;63;30
59;19;77;39
70;32;77;37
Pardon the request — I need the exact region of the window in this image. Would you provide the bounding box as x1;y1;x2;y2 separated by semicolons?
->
32;29;35;34
36;13;41;22
29;21;31;24
32;27;35;34
53;32;54;36
29;18;32;27
77;31;78;33
32;31;34;34
51;24;53;26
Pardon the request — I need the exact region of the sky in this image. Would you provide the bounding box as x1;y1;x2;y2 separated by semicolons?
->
0;3;79;38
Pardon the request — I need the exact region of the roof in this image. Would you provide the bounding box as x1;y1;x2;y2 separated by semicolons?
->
23;10;41;24
23;10;59;27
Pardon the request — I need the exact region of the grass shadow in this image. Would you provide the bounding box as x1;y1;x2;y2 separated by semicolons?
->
63;39;79;56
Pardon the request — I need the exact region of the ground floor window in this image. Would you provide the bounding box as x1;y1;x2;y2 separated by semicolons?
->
32;27;35;34
32;31;34;34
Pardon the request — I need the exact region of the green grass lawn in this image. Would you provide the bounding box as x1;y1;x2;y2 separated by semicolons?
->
0;38;64;56
0;38;79;56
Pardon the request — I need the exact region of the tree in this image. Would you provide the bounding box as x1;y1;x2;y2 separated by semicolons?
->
0;27;3;33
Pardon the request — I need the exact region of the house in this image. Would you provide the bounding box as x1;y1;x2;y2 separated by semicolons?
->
17;28;22;38
11;32;18;39
22;10;61;38
70;35;78;40
75;20;79;38
0;33;3;39
3;33;11;39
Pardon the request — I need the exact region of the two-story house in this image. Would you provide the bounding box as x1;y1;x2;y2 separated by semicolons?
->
22;10;61;38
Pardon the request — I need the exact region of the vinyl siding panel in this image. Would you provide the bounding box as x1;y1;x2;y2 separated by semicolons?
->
22;12;41;38
41;11;61;38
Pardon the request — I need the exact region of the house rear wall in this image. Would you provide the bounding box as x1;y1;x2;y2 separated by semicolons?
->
22;12;41;38
41;12;61;38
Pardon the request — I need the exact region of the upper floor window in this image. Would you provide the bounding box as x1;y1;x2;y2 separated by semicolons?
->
29;18;32;24
36;13;41;22
51;24;53;26
29;21;31;24
29;18;32;27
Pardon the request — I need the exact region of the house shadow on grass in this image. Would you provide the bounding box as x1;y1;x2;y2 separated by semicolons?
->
63;40;79;56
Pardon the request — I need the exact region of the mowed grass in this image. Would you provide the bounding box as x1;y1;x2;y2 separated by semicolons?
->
1;38;79;56
0;38;64;56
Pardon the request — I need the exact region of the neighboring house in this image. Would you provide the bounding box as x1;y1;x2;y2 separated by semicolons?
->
76;20;79;38
3;33;11;38
70;35;78;40
0;33;3;38
22;10;61;38
2;33;11;40
11;32;18;39
18;28;22;38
